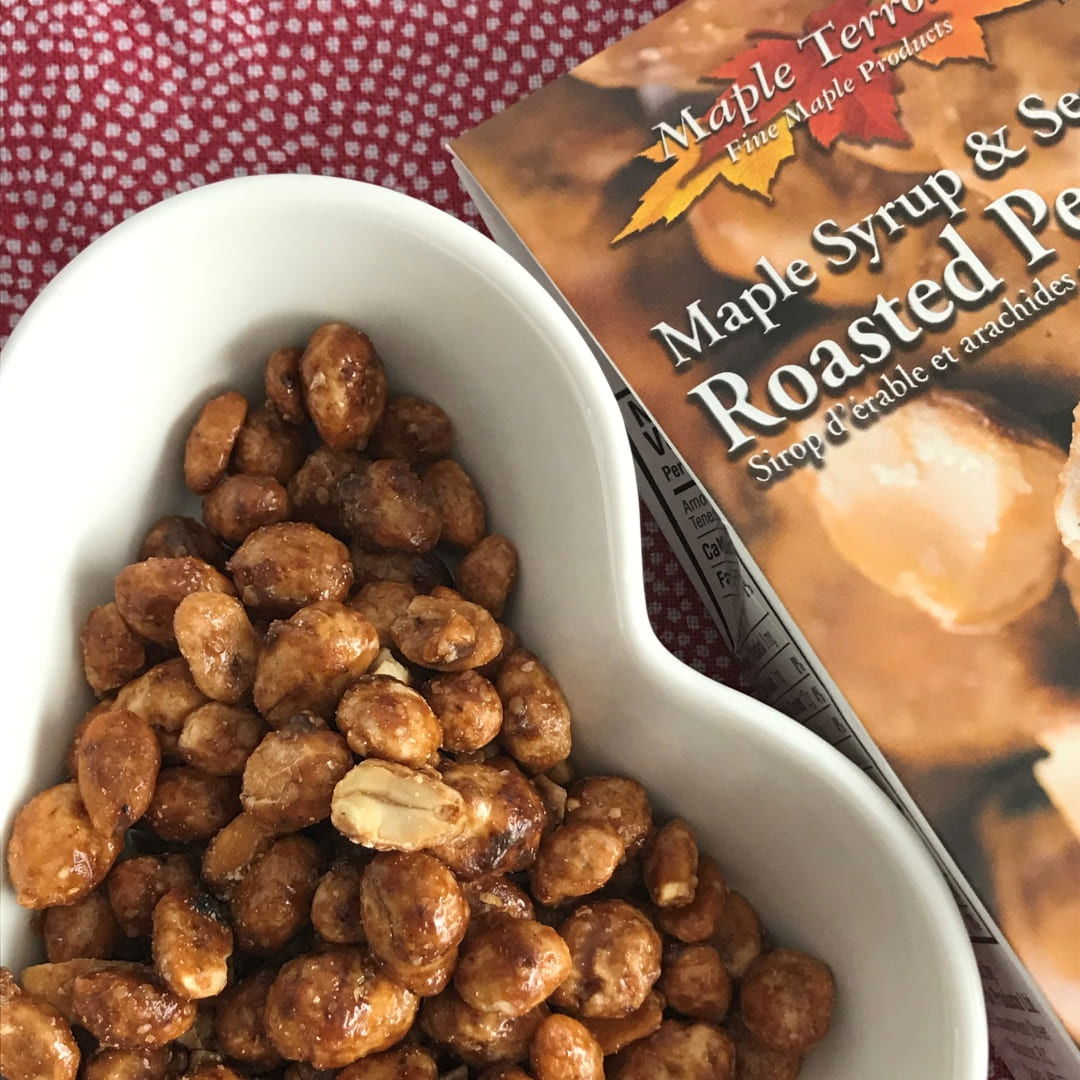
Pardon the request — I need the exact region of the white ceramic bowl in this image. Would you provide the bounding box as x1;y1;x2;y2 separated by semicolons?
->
0;176;986;1079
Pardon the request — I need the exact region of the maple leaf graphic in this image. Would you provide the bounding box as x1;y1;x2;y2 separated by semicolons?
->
919;0;1039;62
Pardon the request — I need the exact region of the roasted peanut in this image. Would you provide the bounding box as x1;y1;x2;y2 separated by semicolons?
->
21;959;139;1022
659;944;731;1022
0;967;80;1080
351;547;452;592
530;1014;604;1080
228;522;354;616
144;768;240;844
82;603;147;697
713;890;763;979
213;969;283;1068
612;1019;735;1079
76;707;160;835
241;720;353;832
347;580;418;646
71;967;196;1047
67;698;118;777
391;595;502;673
311;861;367;944
727;1019;802;1080
430;761;547;879
203;474;290;546
739;949;835;1055
232;404;306;483
299;322;388;452
184;391;248;494
178;704;265;776
531;821;623;906
551;900;662;1019
421;460;485;549
420;989;547;1069
336;676;441;767
455;913;570;1017
656;858;727;943
7;783;122;909
645;819;699;909
337;1046;438;1080
331;759;467;852
43;890;120;963
457;535;518;619
230;834;322;953
82;1047;176;1080
152;887;233;999
115;558;234;646
253;601;378;722
425;670;502;753
287;446;365;536
264;947;417;1067
114;659;208;760
580;990;664;1055
139;516;226;569
369;396;454;464
265;347;307;425
339;459;441;553
106;855;199;939
461;874;535;922
496;650;571;773
200;813;277;898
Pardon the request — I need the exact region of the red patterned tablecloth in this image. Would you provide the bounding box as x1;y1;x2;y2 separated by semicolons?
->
1;2;1005;1076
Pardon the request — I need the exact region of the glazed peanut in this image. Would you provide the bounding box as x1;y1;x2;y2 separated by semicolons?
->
288;447;365;536
265;948;417;1067
496;650;571;773
299;322;388;452
391;595;502;672
71;968;196;1048
311;862;367;944
7;783;122;909
184;391;248;494
580;990;665;1055
144;768;240;844
214;969;282;1068
178;703;265;775
21;959;139;1022
659;944;731;1022
425;670;502;752
422;460;485;549
232;404;306;483
337;1046;438;1080
656;858;727;943
200;813;276;898
139;516;225;568
81;1047;176;1080
253;600;378;722
43;891;120;963
241;719;353;831
264;346;307;423
203;474;290;546
347;579;418;646
727;1020;802;1080
455;913;570;1017
81;603;146;697
739;949;835;1055
645;818;699;909
0;968;80;1080
613;1019;735;1079
713;890;763;979
351;547;452;592
531;821;623;906
152;887;233;999
340;459;441;553
461;874;535;922
336;675;441;767
457;535;518;618
114;659;208;760
369;395;454;464
106;856;198;939
115;558;234;645
228;522;354;616
76;707;160;834
530;1014;604;1080
419;988;547;1069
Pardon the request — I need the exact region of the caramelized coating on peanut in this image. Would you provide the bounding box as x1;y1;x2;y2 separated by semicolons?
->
360;852;469;994
530;1013;604;1080
659;944;731;1022
203;474;290;546
421;460;485;549
200;813;276;898
391;596;503;673
656;858;728;944
115;558;234;646
139;516;226;569
76;707;161;835
311;862;367;944
81;1047;176;1080
336;676;441;767
232;404;306;483
531;821;624;906
337;1046;438;1080
455;913;570;1018
213;969;283;1068
184;392;248;494
340;459;441;554
82;603;146;697
430;761;547;879
713;891;763;979
21;959;138;1021
496;651;571;774
152;887;233;999
425;670;502;753
612;1019;735;1079
351;547;452;592
580;990;665;1055
227;522;354;617
230;834;322;953
347;580;418;646
67;699;118;777
739;949;834;1055
420;989;547;1068
107;855;199;939
253;601;378;722
265;346;307;424
645;819;699;909
461;874;535;922
288;446;365;536
299;322;388;452
7;783;122;909
369;396;454;464
728;1020;802;1080
241;720;353;831
178;704;265;776
265;948;417;1068
551;900;662;1019
71;968;196;1048
0;968;80;1080
43;891;120;963
144;768;240;844
458;535;518;619
114;659;208;760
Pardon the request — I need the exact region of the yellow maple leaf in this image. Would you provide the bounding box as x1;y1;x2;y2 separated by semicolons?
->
919;0;1038;63
613;115;795;244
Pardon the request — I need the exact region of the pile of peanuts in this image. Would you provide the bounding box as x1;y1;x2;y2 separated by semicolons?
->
2;322;834;1080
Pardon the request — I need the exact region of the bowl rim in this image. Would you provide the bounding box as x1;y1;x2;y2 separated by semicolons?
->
0;173;988;1077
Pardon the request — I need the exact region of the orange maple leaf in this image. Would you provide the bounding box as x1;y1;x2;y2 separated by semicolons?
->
920;0;1040;62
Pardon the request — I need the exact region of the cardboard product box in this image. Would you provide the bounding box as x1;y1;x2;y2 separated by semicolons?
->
450;0;1080;1074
